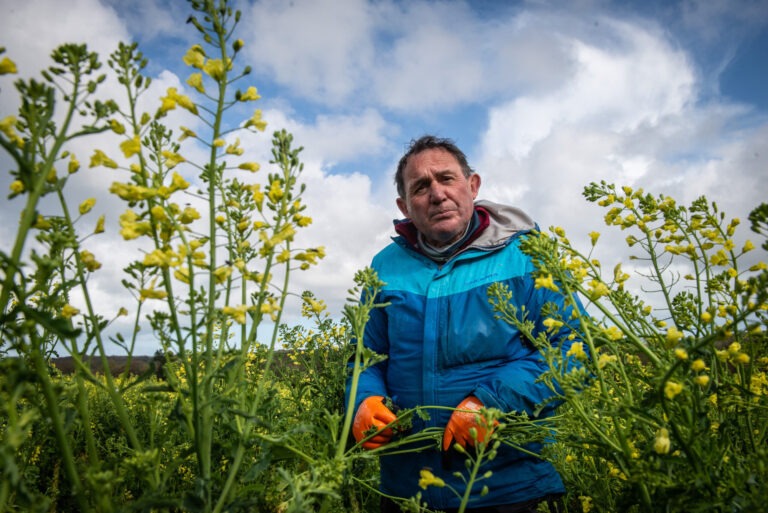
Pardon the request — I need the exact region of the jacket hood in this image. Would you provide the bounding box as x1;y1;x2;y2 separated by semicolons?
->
471;199;537;249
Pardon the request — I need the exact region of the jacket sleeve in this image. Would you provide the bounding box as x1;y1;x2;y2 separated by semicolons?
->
345;295;390;415
472;276;587;418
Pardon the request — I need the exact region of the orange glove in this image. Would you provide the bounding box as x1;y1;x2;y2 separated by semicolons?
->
353;396;398;449
442;396;496;452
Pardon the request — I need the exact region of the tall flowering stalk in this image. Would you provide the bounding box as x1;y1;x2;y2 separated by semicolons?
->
0;42;124;511
489;182;768;511
0;1;324;511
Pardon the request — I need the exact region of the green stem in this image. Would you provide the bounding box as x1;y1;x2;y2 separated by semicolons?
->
30;337;89;512
57;188;143;451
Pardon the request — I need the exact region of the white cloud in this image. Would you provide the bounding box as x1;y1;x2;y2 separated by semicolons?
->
476;15;698;229
0;0;129;79
241;0;375;105
369;2;487;111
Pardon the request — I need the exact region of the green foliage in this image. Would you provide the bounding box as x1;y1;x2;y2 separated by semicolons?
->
490;182;768;512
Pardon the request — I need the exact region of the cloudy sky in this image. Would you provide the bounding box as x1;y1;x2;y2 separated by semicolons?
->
1;0;767;354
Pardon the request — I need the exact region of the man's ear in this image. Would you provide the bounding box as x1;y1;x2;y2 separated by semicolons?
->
469;173;481;199
396;196;410;218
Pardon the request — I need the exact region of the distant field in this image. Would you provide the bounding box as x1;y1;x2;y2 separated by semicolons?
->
51;355;161;376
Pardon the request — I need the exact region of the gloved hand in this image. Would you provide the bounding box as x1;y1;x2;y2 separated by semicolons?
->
442;396;495;452
353;395;398;449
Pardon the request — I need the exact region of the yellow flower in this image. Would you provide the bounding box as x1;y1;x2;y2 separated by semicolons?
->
61;304;80;319
665;326;684;346
579;496;593;513
588;231;600;246
79;198;96;215
222;305;249;325
110;182;158;201
213;266;232;284
225;138;244;155
239;86;261;101
186;72;205;93
170;171;190;191
294;214;312;227
710;250;729;266
162;150;186;169
0;116;23;147
543;318;564;331
653;427;671;454
598;353;617;369
674;348;688;360
694;375;710;387
276;249;291;263
90;149;118;169
157;95;176;116
418;469;445;490
119;209;151;240
178;206;200;224
605;326;623;341
179;126;197;141
150;206;167;222
203;58;228;81
168;88;198;114
0;57;18;74
587;280;610;299
68;155;80;174
80;250;101;271
566;342;587;361
139;286;168;302
664;380;683;400
120;136;141;158
238;162;260;173
0;116;16;132
33;215;51;230
174;267;190;284
534;274;559;292
691;359;707;372
94;215;105;234
306;298;326;315
9;180;24;194
158;88;197;116
143;249;173;268
182;45;206;68
109;119;125;134
244;109;267;131
734;353;750;364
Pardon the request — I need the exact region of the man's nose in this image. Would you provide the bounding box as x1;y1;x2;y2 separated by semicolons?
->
429;183;447;202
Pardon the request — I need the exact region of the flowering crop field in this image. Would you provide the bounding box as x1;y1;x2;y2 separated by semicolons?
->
1;1;766;512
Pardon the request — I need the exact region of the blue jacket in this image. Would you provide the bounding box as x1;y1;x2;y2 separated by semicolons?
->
348;200;584;509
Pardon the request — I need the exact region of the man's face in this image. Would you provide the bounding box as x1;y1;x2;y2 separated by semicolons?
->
396;148;481;248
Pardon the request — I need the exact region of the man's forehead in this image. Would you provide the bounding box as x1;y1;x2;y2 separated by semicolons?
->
404;149;461;175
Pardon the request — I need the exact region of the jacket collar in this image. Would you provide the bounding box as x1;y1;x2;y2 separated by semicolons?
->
392;200;536;259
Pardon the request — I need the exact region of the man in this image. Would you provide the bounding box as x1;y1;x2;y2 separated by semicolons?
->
348;135;583;512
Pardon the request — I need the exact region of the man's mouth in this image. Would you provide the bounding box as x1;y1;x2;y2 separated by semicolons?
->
430;210;454;220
